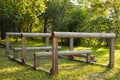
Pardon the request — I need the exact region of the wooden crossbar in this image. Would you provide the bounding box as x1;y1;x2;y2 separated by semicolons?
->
13;46;61;51
34;50;92;69
53;32;115;38
35;50;91;57
21;33;51;37
6;32;21;36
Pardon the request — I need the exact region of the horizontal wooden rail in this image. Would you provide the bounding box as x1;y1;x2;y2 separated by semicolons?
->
13;46;61;51
21;33;51;37
52;32;116;38
6;32;51;37
34;50;92;69
6;32;21;36
35;50;91;57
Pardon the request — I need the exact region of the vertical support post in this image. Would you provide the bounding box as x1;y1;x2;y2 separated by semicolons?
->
34;54;40;68
69;38;74;59
51;32;58;76
86;54;91;63
6;35;10;56
109;38;114;68
46;37;49;52
46;37;49;46
13;50;18;59
22;35;27;64
69;38;73;50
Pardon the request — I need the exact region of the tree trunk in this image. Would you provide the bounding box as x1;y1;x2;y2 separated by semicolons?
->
29;23;32;33
0;20;5;40
44;18;48;33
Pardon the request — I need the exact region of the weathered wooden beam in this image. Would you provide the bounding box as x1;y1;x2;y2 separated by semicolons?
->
13;46;61;51
69;38;73;50
35;50;92;57
22;36;27;64
6;32;21;36
21;33;51;37
36;67;50;74
53;32;116;38
51;32;58;76
34;53;40;68
6;32;51;37
109;38;114;68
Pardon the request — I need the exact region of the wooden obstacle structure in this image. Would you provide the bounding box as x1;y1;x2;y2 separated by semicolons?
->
6;32;116;77
5;32;55;64
49;32;115;76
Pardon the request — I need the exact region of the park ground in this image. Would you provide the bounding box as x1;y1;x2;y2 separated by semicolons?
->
1;40;120;80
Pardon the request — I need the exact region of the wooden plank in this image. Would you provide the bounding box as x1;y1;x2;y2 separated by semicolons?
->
6;32;21;36
53;32;116;38
109;38;114;68
8;55;22;63
13;46;61;51
22;33;51;37
35;50;92;57
36;67;50;74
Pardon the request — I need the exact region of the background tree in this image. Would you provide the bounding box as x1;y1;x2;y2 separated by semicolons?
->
0;0;46;39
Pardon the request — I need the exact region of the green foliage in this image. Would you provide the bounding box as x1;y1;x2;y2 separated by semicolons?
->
0;0;46;34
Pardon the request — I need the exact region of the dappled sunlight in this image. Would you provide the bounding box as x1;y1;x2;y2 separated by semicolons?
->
96;47;108;51
1;38;120;79
0;67;23;74
74;46;92;50
59;63;77;69
114;50;120;68
58;63;106;79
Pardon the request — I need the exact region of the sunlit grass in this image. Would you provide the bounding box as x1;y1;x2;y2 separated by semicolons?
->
0;67;22;74
1;39;120;80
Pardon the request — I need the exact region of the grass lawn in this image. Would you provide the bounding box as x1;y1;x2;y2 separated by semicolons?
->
0;40;120;80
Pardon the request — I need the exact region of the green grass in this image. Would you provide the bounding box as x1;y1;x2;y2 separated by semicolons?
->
1;40;120;80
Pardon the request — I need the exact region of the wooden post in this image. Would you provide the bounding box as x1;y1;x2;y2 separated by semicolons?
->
46;37;49;46
6;35;10;56
34;54;40;68
109;38;114;68
51;32;58;76
69;38;74;59
22;36;27;64
86;54;91;63
69;38;73;50
46;37;49;52
13;50;18;59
